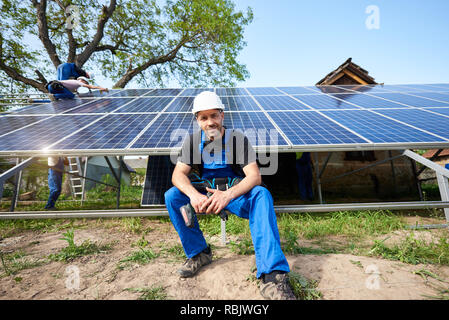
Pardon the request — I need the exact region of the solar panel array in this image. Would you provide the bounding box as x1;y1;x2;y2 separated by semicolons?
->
2;83;449;156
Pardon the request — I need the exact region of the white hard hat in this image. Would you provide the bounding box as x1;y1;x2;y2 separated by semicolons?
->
192;91;225;115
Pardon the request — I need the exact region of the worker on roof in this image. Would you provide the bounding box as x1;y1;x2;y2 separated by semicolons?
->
46;76;108;100
164;91;295;300
57;62;91;81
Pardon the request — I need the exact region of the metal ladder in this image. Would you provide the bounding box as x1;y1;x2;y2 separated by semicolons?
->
67;157;84;200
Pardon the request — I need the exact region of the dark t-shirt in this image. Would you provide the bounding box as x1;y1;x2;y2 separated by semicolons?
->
177;129;257;177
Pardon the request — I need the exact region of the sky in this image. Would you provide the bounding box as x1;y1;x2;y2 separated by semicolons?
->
19;0;449;89
231;0;449;87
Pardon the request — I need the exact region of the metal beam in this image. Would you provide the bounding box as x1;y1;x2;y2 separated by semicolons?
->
1;201;448;219
403;149;449;178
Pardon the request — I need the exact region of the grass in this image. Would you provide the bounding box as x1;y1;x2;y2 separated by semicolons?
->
48;229;114;262
288;271;322;300
0;250;45;277
368;232;449;265
125;285;168;300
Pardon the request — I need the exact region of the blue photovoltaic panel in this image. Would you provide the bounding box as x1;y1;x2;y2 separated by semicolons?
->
276;87;317;95
131;113;196;149
377;85;426;93
328;93;410;109
0;115;50;136
337;85;393;93
181;88;214;96
13;98;93;114
0;115;101;152
66;98;134;114
224;112;288;146
216;88;249;96
78;89;119;98
314;86;355;94
376;109;449;140
164;97;194;112
268;111;367;146
425;108;449;117
144;89;182;96
51;114;156;150
254;95;310;111
293;94;361;110
321;110;445;143
221;96;260;111
246;87;282;95
141;156;174;205
110;89;154;97
113;97;173;113
370;93;449;108
403;92;449;104
393;84;449;92
427;84;449;89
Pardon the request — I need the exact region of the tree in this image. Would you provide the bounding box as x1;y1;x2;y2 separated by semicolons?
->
0;0;253;94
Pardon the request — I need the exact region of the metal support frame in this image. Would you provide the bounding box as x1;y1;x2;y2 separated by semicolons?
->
104;156;123;209
0;158;36;202
81;157;88;205
1;201;449;220
9;158;23;212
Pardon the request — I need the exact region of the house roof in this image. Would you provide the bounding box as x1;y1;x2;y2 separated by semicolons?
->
316;58;378;85
422;149;449;159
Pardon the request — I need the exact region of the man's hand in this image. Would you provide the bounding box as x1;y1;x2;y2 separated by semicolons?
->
189;192;209;214
201;187;233;215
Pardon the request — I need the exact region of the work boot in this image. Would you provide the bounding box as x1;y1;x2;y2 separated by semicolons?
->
177;246;212;278
259;271;296;300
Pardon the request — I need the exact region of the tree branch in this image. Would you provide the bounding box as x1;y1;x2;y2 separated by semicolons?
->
33;0;62;67
113;34;197;88
75;0;117;66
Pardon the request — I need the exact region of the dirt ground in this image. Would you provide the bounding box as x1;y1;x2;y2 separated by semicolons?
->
0;218;448;300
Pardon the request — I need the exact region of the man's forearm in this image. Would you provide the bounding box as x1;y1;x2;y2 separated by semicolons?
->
226;174;261;200
172;170;201;199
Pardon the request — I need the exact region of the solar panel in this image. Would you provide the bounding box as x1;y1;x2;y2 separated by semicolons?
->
293;94;361;110
216;88;249;96
0;115;50;136
130;113;196;150
110;89;153;97
221;96;260;111
370;93;449;108
144;89;182;96
51;114;156;151
0;115;101;153
268;111;368;146
2;83;449;156
328;93;410;109
321;110;446;144
13;98;93;114
141;156;174;206
376;109;449;140
114;97;173;113
66;98;135;114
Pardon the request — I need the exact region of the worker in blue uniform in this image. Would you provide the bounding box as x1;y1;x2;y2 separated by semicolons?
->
295;152;314;200
164;91;295;300
57;62;90;80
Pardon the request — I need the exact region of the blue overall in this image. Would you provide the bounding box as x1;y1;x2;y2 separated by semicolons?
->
57;63;81;80
45;158;64;209
295;152;313;200
47;84;75;100
165;131;290;278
